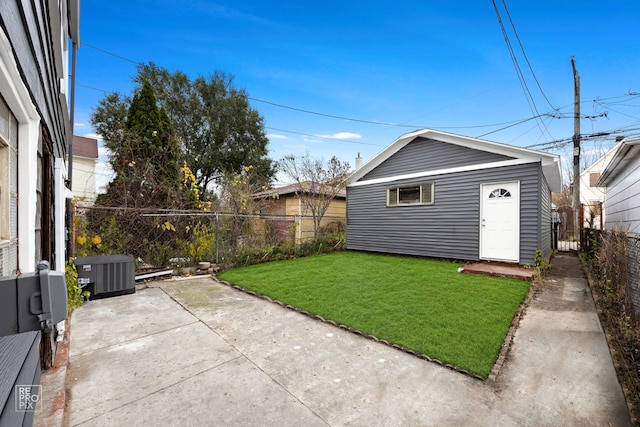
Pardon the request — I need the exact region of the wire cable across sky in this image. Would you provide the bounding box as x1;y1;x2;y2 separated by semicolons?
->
79;43;640;150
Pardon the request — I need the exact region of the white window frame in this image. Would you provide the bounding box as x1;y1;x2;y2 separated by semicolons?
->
0;134;8;242
387;182;434;206
1;29;42;273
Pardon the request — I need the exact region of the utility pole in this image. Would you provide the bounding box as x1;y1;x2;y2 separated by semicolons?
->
571;57;580;247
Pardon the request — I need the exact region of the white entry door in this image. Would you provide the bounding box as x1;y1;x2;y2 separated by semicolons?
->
480;181;520;262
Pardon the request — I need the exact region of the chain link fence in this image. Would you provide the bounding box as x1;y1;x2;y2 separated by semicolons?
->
72;205;346;270
584;228;640;325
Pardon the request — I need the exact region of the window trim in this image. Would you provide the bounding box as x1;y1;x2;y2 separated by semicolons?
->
1;29;41;273
0;106;10;242
387;182;434;206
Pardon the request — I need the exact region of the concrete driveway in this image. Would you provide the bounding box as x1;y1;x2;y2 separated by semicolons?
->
62;255;630;426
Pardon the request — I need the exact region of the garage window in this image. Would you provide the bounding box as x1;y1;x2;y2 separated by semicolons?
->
387;183;434;206
488;188;512;198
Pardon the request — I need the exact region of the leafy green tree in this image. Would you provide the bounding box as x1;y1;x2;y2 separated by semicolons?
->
91;91;129;160
99;81;182;207
136;63;276;196
88;81;197;265
92;64;276;197
88;67;275;265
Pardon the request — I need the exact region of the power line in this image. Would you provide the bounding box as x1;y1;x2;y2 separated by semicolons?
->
79;79;562;145
593;103;640;121
266;127;383;146
84;43;142;65
77;83;113;94
250;96;559;130
525;125;640;150
491;0;554;142
475;114;544;138
249;97;406;127
500;0;556;111
81;44;561;133
491;1;541;118
80;42;640;146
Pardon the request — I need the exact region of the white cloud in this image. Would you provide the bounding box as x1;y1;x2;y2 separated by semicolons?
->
583;148;608;157
267;133;288;140
94;162;113;194
315;132;362;140
95;162;112;175
80;132;102;141
98;146;110;158
282;143;308;150
303;137;323;144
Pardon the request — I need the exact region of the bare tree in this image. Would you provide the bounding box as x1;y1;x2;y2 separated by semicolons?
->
219;166;271;254
279;153;351;238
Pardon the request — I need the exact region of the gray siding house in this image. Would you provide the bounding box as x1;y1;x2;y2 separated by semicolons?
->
1;0;78;275
346;129;562;266
596;137;640;236
0;1;78;423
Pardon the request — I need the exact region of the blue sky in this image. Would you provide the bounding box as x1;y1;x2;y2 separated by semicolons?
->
74;1;640;188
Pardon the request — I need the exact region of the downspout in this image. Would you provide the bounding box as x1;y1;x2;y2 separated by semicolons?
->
67;41;76;186
54;158;67;272
66;40;77;258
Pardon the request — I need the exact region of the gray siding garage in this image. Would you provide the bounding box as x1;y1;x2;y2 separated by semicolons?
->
346;129;561;266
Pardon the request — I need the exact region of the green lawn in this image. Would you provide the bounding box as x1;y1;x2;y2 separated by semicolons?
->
218;251;530;378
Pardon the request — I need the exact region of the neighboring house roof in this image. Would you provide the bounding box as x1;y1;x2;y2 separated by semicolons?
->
254;183;347;199
582;147;616;178
347;128;562;192
70;135;99;159
596;137;640;186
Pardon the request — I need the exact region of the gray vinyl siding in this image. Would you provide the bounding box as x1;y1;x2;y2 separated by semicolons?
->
361;137;514;181
602;153;640;236
0;331;41;427
539;172;553;258
347;162;543;265
1;1;70;274
0;1;68;158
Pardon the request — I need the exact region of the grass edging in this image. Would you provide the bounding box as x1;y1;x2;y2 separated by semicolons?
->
487;277;538;381
214;275;532;381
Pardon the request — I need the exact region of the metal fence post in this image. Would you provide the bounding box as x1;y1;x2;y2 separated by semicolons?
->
215;212;219;265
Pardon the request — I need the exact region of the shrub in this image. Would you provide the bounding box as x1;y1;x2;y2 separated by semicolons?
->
65;258;90;314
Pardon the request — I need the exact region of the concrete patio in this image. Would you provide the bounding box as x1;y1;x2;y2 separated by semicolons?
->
37;254;630;426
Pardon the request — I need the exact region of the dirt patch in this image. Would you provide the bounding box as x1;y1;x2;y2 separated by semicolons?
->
547;253;585;279
162;279;223;308
526;254;593;313
532;276;594;312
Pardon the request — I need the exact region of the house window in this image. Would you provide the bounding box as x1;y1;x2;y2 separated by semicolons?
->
0;96;11;242
0;95;17;246
0;139;7;241
488;188;512;198
387;183;434;206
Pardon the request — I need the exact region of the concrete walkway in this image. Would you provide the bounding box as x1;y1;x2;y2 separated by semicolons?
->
59;254;630;426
